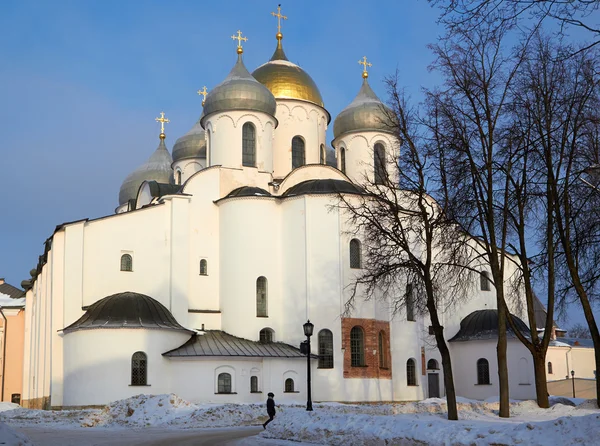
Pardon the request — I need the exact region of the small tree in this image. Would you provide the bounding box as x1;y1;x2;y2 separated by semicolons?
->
568;323;592;339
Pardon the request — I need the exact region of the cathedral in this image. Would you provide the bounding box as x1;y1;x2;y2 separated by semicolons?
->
20;7;536;409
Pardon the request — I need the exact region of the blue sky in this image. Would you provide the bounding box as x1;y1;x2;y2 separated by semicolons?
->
0;0;596;327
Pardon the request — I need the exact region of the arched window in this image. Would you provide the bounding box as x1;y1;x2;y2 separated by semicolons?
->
207;129;212;165
318;329;334;369
256;276;268;317
406;283;415;321
374;143;386;184
340;147;346;174
284;378;295;392
427;359;439;370
176;170;182;185
480;271;491;291
131;351;147;386
292;136;305;169
242;122;256;167
477;358;490;384
218;372;232;393
200;259;208;276
259;328;274;343
548;362;553;374
120;254;133;272
407;358;417;386
320;144;326;164
378;331;388;368
350;326;365;367
349;239;362;269
250;375;258;393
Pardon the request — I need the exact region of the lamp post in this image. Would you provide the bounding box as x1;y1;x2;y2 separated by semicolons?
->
303;320;314;411
571;370;576;398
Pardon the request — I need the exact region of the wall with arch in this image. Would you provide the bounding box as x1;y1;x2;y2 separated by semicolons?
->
174;159;206;185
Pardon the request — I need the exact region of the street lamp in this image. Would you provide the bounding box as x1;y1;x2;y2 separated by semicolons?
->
303;320;314;411
571;370;576;398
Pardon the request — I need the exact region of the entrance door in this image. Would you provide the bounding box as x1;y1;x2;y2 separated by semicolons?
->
428;373;440;398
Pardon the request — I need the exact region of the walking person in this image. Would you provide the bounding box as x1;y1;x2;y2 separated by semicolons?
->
262;392;276;429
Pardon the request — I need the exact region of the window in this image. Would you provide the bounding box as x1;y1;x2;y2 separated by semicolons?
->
176;170;182;185
340;148;346;174
427;359;439;370
284;378;295;392
11;394;20;405
480;271;491;291
242;122;256;167
292;136;305;169
260;328;274;343
406;284;415;322
250;376;259;393
120;254;133;272
256;276;268;317
131;351;147;386
378;331;388;368
374;143;386;184
349;239;362;269
477;358;490;384
350;326;365;367
548;362;553;374
407;359;417;386
320;144;326;164
218;373;232;393
318;329;334;369
207;129;212;165
200;259;208;276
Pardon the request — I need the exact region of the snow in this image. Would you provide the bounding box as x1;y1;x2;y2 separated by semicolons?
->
0;422;34;446
0;403;21;413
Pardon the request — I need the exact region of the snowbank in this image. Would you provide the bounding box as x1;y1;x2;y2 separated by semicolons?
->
0;422;34;446
0;403;21;413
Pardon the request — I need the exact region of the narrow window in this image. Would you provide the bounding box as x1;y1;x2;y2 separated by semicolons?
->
548;362;553;374
242;122;256;167
292;136;305;169
250;376;258;393
378;331;388;368
200;259;208;276
284;378;295;392
120;254;133;272
320;144;326;164
259;328;273;343
349;239;362;269
340;147;346;174
427;359;439;370
477;358;490;384
318;329;334;369
207;129;212;165
176;170;182;185
374;143;386;184
131;351;147;385
256;276;268;317
218;373;232;393
407;358;417;386
350;326;365;367
480;271;491;291
406;284;415;322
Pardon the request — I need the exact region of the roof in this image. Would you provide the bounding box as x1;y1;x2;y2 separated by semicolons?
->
0;292;25;309
282;179;363;198
62;291;193;334
0;281;25;299
552;337;595;348
533;294;562;330
225;186;272;198
163;330;317;358
144;181;181;199
449;309;529;342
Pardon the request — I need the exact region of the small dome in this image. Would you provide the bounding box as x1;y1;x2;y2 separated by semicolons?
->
172;120;206;162
333;78;393;140
282;179;363;197
201;54;276;125
63;291;192;333
449;309;529;342
252;37;324;109
119;137;174;206
225;186;272;198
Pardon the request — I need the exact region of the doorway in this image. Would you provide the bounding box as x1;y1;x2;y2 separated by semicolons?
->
428;373;440;398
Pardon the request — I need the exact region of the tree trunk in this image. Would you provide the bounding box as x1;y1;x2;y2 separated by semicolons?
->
579;290;600;407
532;349;549;408
497;302;510;418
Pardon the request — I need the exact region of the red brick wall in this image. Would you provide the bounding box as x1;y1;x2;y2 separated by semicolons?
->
341;318;392;379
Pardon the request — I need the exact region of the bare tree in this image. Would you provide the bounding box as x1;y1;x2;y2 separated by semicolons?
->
568;323;593;338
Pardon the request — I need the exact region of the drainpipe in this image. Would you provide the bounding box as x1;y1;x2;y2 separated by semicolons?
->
0;306;7;401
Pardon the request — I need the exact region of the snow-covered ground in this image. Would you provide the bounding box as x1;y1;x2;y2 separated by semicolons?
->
0;394;598;445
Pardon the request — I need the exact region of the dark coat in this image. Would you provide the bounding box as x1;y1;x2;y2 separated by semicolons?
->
267;398;276;415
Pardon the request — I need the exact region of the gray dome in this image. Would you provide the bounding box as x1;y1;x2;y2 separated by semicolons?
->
119;138;174;206
333;79;393;140
201;54;276;126
172;120;206;162
449;309;529;342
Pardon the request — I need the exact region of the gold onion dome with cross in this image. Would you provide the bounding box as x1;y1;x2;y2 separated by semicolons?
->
251;5;325;111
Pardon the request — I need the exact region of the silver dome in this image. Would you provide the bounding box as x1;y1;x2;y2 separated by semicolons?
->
333;79;393;140
119;138;174;205
201;54;276;126
172;120;206;163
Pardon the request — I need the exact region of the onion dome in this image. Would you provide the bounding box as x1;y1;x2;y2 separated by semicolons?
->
119;134;174;206
252;35;324;108
333;77;393;140
201;53;276;125
172;119;206;162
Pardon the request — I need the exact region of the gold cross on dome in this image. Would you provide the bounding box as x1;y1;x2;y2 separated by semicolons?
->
231;30;248;54
197;86;208;105
358;56;372;79
271;4;287;34
155;111;170;137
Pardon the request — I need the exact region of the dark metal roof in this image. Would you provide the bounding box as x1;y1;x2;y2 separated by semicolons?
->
163;330;317;358
63;291;193;334
282;179;363;198
554;337;595;348
144;181;181;199
225;186;272;198
449;309;529;342
0;281;25;299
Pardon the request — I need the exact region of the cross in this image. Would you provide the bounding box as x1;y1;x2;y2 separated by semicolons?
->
231;30;248;54
155;111;170;136
271;4;287;34
358;56;372;79
197;86;208;105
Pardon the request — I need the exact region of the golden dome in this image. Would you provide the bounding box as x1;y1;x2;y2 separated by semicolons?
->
252;37;324;108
